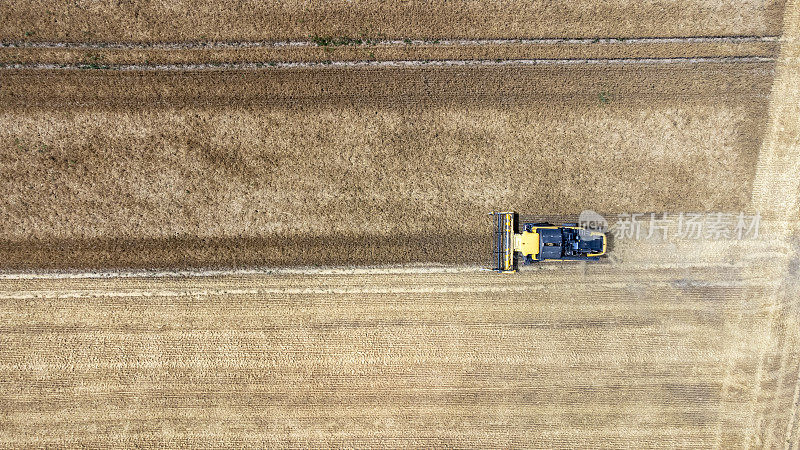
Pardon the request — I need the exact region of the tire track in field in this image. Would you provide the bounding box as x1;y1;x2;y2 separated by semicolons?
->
719;0;800;445
0;56;775;71
0;35;780;49
0;36;779;67
0;261;763;280
0;279;782;301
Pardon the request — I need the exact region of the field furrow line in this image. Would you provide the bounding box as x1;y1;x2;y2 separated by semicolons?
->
0;35;781;49
0;56;776;72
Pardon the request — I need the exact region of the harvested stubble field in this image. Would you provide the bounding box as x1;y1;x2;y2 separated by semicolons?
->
1;0;800;447
0;245;798;446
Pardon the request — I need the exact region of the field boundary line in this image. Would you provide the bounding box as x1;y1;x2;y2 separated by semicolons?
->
0;265;484;280
0;279;783;300
0;56;775;71
0;35;781;50
0;261;762;280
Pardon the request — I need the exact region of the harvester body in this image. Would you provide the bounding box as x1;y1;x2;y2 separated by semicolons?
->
491;211;606;272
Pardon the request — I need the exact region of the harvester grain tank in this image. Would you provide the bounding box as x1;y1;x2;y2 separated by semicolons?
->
490;211;607;272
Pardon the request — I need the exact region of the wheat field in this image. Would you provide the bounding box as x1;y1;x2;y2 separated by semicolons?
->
1;0;798;447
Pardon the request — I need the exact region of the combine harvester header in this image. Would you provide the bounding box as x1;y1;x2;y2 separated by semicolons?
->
490;211;607;272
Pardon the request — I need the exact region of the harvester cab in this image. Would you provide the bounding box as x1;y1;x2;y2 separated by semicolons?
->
490;211;607;272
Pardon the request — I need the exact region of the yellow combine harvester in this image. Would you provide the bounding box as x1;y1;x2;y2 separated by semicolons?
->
491;211;607;272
